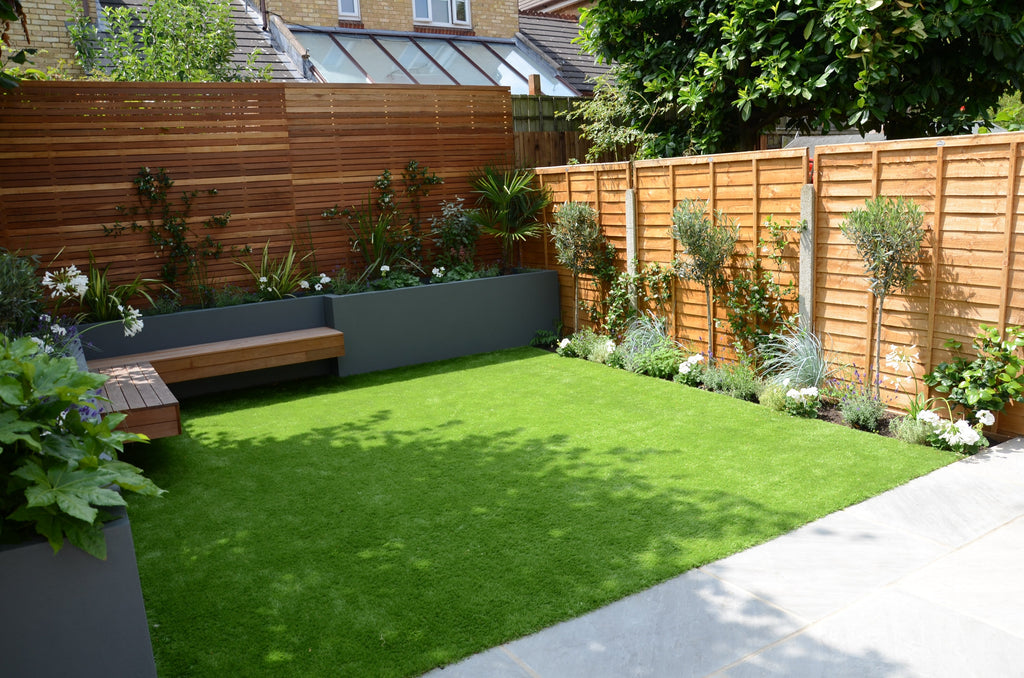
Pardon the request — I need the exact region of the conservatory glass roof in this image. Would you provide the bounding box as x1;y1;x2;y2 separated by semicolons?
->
291;28;578;96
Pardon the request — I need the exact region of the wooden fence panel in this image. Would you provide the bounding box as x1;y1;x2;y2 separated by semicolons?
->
814;134;1024;436
0;81;513;296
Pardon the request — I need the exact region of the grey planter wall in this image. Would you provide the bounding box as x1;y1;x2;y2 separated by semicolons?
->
80;270;560;394
0;511;157;678
326;269;560;377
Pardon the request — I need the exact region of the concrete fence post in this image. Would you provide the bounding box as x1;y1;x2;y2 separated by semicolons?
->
799;183;816;329
625;187;637;275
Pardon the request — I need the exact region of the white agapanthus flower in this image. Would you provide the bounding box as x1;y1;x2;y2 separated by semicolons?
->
122;306;144;338
42;264;89;299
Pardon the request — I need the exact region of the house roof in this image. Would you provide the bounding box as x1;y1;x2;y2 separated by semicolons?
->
517;12;609;94
98;0;303;81
518;0;591;16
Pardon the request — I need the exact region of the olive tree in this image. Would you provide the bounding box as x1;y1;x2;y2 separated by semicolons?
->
550;201;608;332
840;196;925;398
670;199;739;361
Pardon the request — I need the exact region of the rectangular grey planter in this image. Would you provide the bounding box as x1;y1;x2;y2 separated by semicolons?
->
0;511;157;678
326;269;560;377
79;270;560;394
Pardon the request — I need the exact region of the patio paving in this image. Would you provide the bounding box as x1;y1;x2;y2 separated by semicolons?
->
424;436;1024;678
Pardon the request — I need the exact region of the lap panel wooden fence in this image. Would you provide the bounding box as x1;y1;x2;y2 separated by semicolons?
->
0;81;514;295
524;133;1024;438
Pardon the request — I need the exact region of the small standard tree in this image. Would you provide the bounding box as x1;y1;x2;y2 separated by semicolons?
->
670;199;739;361
550;201;607;332
840;196;925;398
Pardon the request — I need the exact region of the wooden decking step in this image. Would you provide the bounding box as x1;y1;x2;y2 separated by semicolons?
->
93;361;182;440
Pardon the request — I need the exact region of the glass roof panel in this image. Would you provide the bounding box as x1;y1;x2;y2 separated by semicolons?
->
292;30;579;95
376;36;456;86
414;40;493;86
302;33;367;84
336;35;414;85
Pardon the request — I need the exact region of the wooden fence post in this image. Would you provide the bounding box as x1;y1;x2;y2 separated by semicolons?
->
799;183;816;330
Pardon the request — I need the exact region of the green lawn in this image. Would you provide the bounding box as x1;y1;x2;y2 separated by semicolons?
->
124;347;955;677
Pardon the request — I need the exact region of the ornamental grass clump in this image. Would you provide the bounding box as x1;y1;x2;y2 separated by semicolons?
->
840;196;925;398
760;323;833;389
615;315;682;379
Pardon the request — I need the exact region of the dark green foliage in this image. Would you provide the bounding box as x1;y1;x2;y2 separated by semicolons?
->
725;217;802;363
579;0;1024;153
0;336;162;559
104;167;229;306
529;329;559;349
924;325;1024;415
0;249;42;337
841;196;924;396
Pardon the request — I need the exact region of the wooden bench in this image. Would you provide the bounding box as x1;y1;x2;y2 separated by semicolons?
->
87;327;346;440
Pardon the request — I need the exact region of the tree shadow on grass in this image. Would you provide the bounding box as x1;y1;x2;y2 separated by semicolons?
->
124;395;911;678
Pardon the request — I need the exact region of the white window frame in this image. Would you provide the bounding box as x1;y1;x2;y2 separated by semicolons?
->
339;0;360;20
413;0;471;28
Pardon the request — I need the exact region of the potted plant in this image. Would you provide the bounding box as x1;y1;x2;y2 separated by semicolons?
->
0;336;162;677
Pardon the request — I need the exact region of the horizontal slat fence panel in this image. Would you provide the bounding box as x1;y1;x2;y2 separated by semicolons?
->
0;81;514;298
814;133;1024;437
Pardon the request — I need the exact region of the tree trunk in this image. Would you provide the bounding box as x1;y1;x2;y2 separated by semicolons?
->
573;273;580;332
705;286;714;362
874;294;885;399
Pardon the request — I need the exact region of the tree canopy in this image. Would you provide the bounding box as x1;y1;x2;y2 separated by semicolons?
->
579;0;1024;154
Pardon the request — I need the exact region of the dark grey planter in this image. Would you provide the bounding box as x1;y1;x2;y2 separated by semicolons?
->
0;510;157;678
79;270;560;393
326;269;560;377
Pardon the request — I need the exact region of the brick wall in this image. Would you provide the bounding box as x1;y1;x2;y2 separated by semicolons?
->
9;0;88;77
273;0;518;37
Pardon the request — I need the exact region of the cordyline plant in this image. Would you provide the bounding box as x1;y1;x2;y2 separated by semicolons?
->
840;195;925;398
470;167;552;273
549;201;611;332
670;199;739;362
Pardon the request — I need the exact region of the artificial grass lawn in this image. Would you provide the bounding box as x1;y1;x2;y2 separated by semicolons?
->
125;347;956;677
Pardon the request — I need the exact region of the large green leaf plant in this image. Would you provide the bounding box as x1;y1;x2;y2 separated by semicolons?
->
0;336;163;559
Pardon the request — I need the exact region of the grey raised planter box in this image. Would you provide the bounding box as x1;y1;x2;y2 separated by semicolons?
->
0;510;157;678
81;270;560;393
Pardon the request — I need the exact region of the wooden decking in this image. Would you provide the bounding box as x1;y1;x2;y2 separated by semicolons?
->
88;328;346;440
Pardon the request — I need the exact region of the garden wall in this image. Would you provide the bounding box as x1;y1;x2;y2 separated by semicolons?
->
0;81;514;293
523;133;1024;437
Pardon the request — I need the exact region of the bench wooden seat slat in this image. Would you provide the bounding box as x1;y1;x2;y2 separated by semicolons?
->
86;327;345;440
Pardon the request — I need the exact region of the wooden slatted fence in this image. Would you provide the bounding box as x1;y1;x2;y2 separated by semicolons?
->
0;81;514;296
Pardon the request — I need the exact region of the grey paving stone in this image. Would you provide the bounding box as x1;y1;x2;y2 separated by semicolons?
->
421;647;534;678
896;514;1024;641
502;570;804;678
722;589;1024;678
702;510;949;621
838;457;1024;548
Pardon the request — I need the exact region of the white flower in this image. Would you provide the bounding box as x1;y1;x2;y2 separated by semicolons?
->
380;265;390;274
916;410;941;425
319;273;331;284
605;340;616;354
679;362;692;375
122;306;144;338
314;283;323;291
50;323;67;337
42;265;89;299
800;387;819;398
299;280;310;290
976;410;995;427
29;336;53;354
259;276;268;283
432;267;442;277
786;388;801;400
558;338;570;349
782;378;791;387
687;354;703;364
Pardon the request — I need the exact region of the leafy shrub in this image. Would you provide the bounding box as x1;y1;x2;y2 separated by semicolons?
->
783;384;821;418
602;261;674;340
914;408;990;455
430;198;479;270
557;329;601;358
890;414;932;446
616;315;682;378
839;391;887;431
673;353;705;387
0;249;42;338
210;284;260;308
924;324;1024;417
0;336;163;559
700;362;764;401
530;329;559;349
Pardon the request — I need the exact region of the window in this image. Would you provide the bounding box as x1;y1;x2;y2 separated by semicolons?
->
413;0;470;27
339;0;359;19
